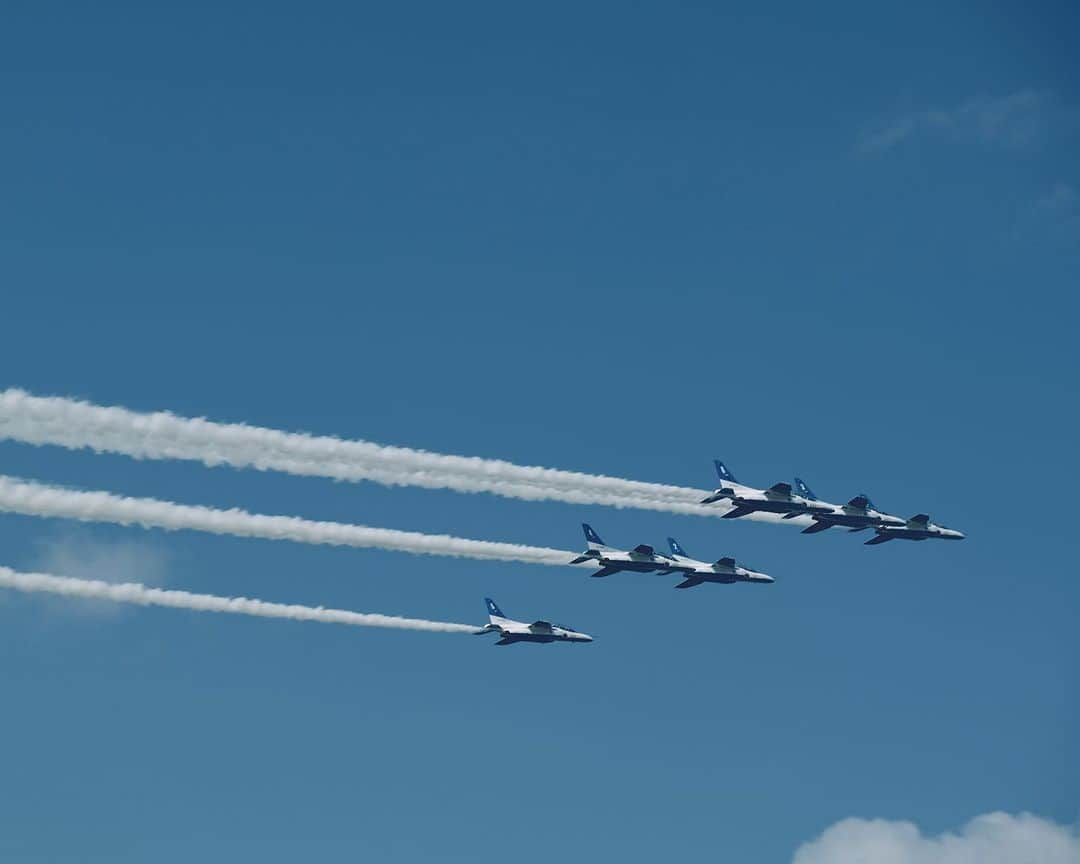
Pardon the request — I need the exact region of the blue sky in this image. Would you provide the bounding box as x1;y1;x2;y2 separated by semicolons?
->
1;2;1077;861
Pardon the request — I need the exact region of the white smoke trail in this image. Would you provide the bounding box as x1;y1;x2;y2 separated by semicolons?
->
0;475;577;565
0;388;726;515
0;565;480;633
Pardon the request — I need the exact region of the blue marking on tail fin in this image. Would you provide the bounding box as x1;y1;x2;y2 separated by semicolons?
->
667;537;689;558
793;477;817;500
714;460;737;484
485;597;506;618
582;523;605;545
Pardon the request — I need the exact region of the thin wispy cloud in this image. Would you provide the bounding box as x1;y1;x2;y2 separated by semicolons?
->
29;531;170;619
793;811;1080;864
1013;181;1080;245
858;90;1062;153
1037;182;1077;213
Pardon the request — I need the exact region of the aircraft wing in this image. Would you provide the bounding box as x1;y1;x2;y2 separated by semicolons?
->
802;520;833;534
865;533;893;545
674;576;705;589
721;506;756;520
589;566;620;578
631;544;656;556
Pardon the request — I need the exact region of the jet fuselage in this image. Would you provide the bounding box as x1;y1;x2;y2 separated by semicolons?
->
870;525;965;542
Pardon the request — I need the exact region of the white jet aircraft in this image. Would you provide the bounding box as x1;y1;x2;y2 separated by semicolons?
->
665;537;775;589
699;460;833;520
792;479;905;534
864;514;966;545
569;523;683;578
475;598;593;646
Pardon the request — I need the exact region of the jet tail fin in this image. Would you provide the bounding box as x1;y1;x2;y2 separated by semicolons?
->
793;477;818;501
667;537;689;558
582;523;608;550
714;459;738;484
485;597;508;623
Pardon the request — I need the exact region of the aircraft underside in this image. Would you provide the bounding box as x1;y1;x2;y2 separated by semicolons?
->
674;574;739;589
803;516;876;533
723;500;807;519
496;634;561;645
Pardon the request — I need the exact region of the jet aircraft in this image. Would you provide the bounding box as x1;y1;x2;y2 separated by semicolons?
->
664;538;775;589
792;478;905;534
474;598;593;646
699;460;832;520
864;515;966;545
569;523;682;578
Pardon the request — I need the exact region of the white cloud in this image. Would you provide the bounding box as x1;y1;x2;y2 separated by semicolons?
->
859;90;1061;153
793;812;1080;864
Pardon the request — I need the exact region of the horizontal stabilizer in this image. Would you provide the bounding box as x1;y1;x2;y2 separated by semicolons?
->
674;576;705;589
801;521;833;535
495;636;515;645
